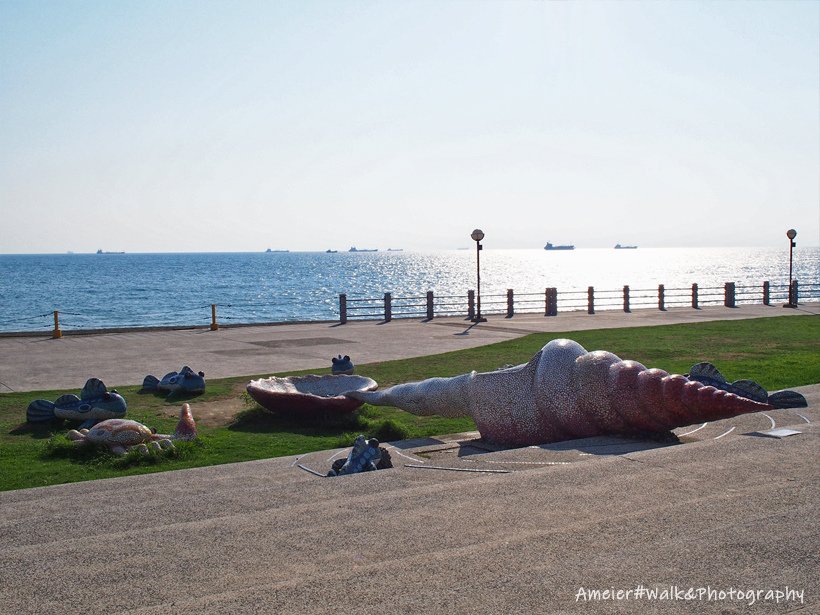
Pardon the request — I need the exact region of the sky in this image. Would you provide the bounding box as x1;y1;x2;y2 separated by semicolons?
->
1;0;818;253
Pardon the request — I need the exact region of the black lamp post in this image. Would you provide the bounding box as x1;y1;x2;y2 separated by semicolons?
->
785;228;797;308
471;229;486;322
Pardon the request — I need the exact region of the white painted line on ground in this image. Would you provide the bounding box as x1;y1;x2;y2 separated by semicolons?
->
464;459;571;466
385;445;425;464
290;456;302;468
404;464;510;474
678;423;708;436
762;413;776;429
714;426;736;440
796;413;811;424
327;449;349;463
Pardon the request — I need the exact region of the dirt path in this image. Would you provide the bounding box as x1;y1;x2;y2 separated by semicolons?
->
158;383;249;428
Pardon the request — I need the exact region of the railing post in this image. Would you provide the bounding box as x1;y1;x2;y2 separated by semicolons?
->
623;285;630;313
52;310;62;339
467;290;475;320
545;288;558;317
762;281;770;306
692;283;699;309
587;286;595;314
658;284;665;311
210;304;219;331
384;292;392;322
506;289;514;318
426;291;434;320
339;293;347;324
791;279;799;305
724;282;736;308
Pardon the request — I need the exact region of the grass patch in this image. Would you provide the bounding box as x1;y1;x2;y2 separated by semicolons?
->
1;315;817;492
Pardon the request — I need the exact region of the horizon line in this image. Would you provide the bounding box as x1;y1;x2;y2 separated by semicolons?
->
1;245;818;256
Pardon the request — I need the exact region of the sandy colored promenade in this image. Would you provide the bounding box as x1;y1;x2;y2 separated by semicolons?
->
0;304;818;614
0;303;817;393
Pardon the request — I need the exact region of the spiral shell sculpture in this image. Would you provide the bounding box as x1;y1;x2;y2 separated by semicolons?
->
348;339;804;447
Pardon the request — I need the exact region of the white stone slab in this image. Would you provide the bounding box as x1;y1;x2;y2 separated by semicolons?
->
756;428;802;439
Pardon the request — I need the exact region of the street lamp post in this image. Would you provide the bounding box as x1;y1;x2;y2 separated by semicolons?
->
471;229;486;322
785;229;797;308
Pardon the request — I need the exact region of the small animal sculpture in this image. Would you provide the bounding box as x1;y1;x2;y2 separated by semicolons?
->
687;362;807;408
66;403;197;455
327;435;382;476
27;378;127;428
142;366;206;396
331;355;354;375
347;338;808;447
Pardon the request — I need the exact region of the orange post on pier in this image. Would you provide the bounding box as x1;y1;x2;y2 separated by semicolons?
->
52;310;62;339
210;304;219;331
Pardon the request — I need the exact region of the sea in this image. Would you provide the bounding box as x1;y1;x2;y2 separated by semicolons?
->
0;247;817;333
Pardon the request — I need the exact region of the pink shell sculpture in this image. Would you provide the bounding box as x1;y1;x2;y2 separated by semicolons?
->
348;338;787;447
246;374;378;415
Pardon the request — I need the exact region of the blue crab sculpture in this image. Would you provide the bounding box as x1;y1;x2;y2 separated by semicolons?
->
327;435;383;476
142;366;206;396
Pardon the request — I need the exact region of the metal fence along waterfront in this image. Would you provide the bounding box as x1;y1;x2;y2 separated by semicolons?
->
339;280;813;323
12;279;818;338
3;248;818;334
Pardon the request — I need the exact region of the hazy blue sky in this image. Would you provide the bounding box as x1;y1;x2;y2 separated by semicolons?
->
1;0;818;253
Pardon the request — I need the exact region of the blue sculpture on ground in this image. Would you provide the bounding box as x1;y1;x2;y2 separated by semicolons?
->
26;378;127;428
687;363;807;408
143;366;206;396
327;435;389;476
331;355;354;375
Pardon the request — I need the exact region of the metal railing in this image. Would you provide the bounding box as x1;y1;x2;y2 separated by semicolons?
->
2;280;816;336
338;280;817;323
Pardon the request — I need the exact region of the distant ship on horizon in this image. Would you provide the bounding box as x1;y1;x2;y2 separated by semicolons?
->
544;242;575;251
614;243;638;249
265;248;289;253
96;249;125;254
349;246;378;252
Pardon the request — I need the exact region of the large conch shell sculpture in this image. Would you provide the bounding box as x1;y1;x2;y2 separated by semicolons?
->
347;339;806;447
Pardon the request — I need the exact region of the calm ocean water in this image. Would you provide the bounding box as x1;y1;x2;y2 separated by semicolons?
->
0;248;817;332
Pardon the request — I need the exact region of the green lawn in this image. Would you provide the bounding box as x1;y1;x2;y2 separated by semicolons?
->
1;315;817;492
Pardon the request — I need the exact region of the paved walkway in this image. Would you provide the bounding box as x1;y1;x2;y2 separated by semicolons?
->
1;302;817;392
1;394;817;614
0;303;817;614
